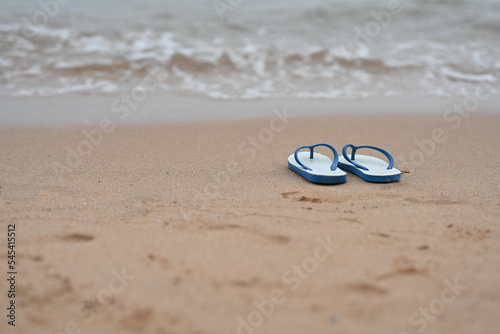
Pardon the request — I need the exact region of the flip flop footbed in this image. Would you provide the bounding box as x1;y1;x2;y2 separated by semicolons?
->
338;155;401;182
288;152;347;184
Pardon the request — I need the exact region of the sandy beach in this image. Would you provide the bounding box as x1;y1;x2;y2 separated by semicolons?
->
1;103;499;333
1;0;500;332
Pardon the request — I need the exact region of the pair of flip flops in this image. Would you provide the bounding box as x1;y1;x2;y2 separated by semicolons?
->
288;144;401;184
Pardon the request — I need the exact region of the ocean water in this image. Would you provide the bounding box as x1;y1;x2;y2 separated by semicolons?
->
0;0;499;100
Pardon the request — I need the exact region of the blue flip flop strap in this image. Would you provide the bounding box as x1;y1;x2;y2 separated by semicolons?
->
342;144;395;171
294;143;339;171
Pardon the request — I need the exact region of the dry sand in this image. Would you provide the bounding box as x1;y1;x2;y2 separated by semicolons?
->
0;111;499;334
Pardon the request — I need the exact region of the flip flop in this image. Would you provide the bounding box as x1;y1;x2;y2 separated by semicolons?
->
338;144;401;183
288;144;347;184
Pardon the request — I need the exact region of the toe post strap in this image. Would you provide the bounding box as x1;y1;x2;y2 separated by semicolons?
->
294;143;339;171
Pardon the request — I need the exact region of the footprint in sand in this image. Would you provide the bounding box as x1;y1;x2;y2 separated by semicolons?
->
121;308;154;332
281;191;323;203
147;253;169;269
376;256;427;281
199;223;241;231
59;233;94;242
404;197;460;205
197;221;291;245
445;224;492;241
347;282;389;296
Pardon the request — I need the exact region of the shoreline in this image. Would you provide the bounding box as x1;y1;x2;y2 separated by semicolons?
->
1;92;500;127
